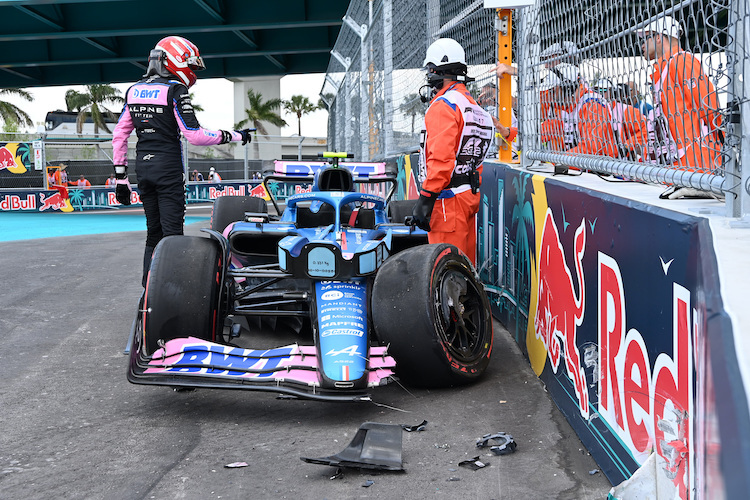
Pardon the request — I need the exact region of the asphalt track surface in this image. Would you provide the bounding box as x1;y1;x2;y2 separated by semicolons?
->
0;205;613;499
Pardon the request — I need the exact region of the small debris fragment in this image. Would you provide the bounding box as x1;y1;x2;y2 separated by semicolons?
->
434;443;450;450
224;462;248;468
476;432;518;455
458;456;488;471
402;420;428;432
447;477;461;482
330;468;344;480
589;469;600;475
362;480;374;487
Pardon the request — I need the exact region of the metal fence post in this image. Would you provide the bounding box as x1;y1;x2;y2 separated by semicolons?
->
244;141;249;180
729;0;750;221
383;0;393;157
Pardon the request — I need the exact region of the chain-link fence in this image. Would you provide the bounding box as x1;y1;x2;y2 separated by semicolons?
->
321;0;498;160
322;0;750;218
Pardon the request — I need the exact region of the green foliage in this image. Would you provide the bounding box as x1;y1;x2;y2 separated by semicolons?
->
0;88;34;129
282;95;319;136
235;89;287;134
79;145;96;160
235;89;287;159
399;93;428;134
2;117;19;133
65;84;124;135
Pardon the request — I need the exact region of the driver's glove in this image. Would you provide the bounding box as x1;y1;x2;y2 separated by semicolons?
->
114;165;132;206
237;129;253;145
412;188;439;231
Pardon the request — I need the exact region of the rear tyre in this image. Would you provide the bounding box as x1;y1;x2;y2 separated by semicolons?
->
142;236;222;356
210;195;268;233
371;243;493;387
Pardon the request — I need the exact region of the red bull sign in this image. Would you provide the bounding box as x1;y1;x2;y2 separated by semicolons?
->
475;162;725;498
534;210;589;418
0;194;36;210
39;190;72;212
599;254;693;498
209;185;246;199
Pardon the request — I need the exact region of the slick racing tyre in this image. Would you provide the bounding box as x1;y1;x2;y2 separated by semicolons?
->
210;195;268;233
371;243;493;387
142;236;222;356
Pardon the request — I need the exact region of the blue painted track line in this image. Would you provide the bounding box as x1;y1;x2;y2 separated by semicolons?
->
0;212;209;242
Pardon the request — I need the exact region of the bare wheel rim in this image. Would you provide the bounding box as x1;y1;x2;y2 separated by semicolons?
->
434;265;487;363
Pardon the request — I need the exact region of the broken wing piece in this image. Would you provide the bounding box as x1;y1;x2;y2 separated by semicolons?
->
301;422;404;471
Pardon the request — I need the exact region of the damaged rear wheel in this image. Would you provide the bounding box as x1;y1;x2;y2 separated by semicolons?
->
371;243;493;387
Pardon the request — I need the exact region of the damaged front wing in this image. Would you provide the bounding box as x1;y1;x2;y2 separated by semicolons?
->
127;336;397;402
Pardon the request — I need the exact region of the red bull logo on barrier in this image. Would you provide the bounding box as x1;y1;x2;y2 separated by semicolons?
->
598;253;694;498
209;185;246;199
39;190;73;212
534;208;589;418
0;194;36;210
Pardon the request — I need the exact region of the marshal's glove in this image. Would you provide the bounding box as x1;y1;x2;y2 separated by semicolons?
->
412;188;439;231
114;165;132;206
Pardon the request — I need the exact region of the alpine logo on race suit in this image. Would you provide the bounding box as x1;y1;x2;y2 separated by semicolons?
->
534;208;589;418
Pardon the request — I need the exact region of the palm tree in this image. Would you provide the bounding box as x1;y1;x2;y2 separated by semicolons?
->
0;88;34;129
235;89;287;159
65;84;124;135
282;95;319;136
399;93;428;134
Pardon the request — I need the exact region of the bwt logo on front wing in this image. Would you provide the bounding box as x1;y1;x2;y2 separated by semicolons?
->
162;345;296;377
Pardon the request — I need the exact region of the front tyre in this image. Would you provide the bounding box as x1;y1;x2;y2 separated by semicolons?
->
142;236;222;356
371;244;493;387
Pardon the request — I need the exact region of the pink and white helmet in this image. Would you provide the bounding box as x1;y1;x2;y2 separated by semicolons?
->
154;36;205;88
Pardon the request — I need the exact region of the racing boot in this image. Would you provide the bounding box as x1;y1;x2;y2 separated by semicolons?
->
142;245;155;288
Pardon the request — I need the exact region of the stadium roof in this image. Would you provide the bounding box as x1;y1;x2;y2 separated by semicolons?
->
0;0;349;88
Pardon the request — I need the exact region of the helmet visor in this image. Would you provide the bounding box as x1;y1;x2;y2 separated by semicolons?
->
187;54;205;71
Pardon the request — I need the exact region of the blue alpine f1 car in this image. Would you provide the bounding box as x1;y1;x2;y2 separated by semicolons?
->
127;153;493;401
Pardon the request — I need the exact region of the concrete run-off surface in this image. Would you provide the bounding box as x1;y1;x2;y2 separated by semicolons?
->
0;210;612;499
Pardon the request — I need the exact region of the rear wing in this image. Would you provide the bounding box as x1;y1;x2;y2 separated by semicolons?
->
263;161;397;215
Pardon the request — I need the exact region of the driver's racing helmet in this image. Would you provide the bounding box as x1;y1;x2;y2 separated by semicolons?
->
154;36;205;88
423;38;468;89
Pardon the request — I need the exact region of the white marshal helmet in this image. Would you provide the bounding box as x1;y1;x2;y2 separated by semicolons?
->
637;15;683;40
538;63;580;91
423;38;467;70
540;41;580;65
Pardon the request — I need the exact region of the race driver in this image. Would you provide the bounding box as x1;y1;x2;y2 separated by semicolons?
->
412;38;494;265
111;36;253;286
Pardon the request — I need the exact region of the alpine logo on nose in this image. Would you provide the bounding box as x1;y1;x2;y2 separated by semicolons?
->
142;154;155;161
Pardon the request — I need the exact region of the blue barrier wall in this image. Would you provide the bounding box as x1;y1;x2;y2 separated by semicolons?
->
477;161;749;498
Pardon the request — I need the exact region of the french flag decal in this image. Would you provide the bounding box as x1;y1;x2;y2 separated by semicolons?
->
342;365;350;381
